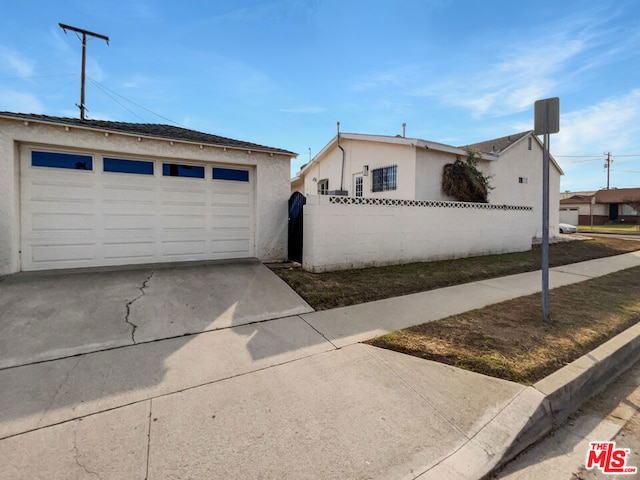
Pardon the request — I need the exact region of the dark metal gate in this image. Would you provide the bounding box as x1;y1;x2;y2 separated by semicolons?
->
288;192;306;263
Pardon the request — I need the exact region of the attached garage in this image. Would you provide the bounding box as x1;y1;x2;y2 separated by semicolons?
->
0;113;295;274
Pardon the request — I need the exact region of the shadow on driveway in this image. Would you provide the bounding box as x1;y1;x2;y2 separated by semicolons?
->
0;260;326;438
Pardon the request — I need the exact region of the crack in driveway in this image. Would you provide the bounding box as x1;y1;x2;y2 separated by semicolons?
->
73;423;102;479
125;271;155;343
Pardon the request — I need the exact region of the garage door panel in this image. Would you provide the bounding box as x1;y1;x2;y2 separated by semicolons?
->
212;191;250;206
211;214;250;229
26;180;96;204
30;213;95;233
211;239;251;256
160;214;207;233
212;179;250;190
160;239;207;257
160;187;207;206
29;243;96;264
211;205;251;216
103;214;156;235
102;184;155;205
103;241;156;260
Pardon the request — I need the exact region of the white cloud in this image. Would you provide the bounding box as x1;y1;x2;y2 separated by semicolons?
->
514;89;640;191
554;89;640;157
426;39;586;117
0;90;44;112
0;46;34;77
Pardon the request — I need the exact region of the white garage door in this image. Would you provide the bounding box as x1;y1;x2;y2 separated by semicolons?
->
20;148;255;271
559;208;579;226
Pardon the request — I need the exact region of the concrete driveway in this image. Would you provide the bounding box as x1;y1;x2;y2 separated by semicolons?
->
0;260;313;369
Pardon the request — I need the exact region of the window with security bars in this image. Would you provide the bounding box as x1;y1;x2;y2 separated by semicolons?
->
371;165;397;192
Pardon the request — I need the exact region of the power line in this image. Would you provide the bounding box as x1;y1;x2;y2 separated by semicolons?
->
556;153;640;158
88;78;146;122
564;157;603;163
86;76;188;127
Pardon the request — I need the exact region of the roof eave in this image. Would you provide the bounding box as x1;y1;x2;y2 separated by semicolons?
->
0;112;296;158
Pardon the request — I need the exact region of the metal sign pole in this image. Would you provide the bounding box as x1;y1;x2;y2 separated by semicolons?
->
534;97;559;324
542;130;550;321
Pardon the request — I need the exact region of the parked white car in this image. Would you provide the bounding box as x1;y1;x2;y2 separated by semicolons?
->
559;223;578;234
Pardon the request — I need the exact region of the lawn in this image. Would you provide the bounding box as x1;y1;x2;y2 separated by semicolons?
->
366;266;640;384
272;236;640;311
578;224;640;233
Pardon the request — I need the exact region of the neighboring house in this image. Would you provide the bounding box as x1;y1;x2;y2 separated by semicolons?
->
0;112;296;275
294;130;562;238
560;187;640;225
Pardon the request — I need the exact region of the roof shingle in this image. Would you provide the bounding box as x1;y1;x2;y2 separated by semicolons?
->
0;112;296;156
461;131;531;154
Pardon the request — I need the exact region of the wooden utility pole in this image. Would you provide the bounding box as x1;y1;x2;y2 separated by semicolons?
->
59;23;109;120
604;152;612;189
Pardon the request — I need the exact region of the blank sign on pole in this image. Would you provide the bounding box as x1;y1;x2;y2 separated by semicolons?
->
534;96;560;323
534;97;560;135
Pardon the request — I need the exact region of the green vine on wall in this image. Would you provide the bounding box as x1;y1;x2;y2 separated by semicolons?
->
442;149;493;203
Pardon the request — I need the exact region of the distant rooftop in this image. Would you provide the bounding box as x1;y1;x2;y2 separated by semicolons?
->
0;112;296;156
560;187;640;204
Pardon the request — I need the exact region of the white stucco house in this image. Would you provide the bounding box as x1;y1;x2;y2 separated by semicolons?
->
0;112;296;275
293;130;562;236
291;130;563;272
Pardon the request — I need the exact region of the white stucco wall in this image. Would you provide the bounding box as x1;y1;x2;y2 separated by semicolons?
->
414;148;483;201
302;138;416;198
0;127;20;274
487;137;561;238
0;118;291;274
302;146;343;195
303;195;534;272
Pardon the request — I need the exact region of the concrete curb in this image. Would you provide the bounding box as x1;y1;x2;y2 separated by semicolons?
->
493;320;640;476
418;321;640;480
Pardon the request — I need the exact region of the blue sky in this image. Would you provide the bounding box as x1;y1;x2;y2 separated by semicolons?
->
1;0;639;192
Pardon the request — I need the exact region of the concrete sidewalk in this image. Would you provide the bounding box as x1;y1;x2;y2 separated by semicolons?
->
1;251;639;479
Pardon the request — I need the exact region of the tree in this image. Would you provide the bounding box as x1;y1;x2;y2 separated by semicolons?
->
442;149;493;203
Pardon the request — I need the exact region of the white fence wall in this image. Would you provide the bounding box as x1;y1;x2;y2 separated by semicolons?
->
303;195;535;273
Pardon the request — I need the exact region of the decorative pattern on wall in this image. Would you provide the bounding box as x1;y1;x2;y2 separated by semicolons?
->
328;196;532;211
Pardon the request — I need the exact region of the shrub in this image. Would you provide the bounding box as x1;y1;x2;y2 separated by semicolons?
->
442;149;493;203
